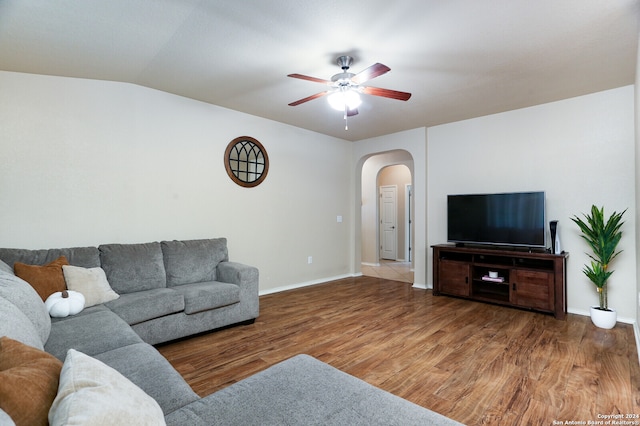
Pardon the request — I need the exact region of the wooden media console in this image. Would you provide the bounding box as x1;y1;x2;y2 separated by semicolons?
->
432;244;568;319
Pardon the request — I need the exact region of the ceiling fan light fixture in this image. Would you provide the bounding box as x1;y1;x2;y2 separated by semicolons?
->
327;89;361;111
287;56;411;130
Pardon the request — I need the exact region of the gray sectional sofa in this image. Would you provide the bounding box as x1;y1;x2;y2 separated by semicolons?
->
0;238;259;345
0;238;462;425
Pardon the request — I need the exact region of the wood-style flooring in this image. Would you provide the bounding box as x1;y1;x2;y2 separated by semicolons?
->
157;276;640;425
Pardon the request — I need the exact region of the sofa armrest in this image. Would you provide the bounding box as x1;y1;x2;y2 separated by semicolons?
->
216;261;259;319
216;261;258;287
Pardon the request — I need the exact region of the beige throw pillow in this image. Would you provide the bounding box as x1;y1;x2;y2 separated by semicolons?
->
49;349;166;426
62;265;119;307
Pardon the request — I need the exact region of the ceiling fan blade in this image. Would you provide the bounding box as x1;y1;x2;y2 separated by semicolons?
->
288;91;331;106
347;108;358;117
350;63;390;84
287;73;332;85
362;86;412;101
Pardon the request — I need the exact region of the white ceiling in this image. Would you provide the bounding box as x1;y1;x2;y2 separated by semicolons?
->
0;0;638;141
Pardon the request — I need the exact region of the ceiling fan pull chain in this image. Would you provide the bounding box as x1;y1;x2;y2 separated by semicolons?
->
344;106;349;130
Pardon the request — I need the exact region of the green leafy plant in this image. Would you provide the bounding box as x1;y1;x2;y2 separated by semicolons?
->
571;205;626;311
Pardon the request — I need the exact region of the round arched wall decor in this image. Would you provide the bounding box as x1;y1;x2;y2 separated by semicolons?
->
224;136;269;187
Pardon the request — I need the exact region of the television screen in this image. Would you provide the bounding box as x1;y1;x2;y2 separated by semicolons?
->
447;191;546;247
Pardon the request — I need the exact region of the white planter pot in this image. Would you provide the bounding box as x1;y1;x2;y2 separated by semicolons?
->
590;306;617;329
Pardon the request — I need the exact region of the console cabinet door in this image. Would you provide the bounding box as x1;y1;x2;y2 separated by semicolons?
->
511;269;554;311
439;260;470;297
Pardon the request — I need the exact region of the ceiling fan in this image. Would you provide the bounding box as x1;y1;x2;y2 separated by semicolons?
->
288;56;412;129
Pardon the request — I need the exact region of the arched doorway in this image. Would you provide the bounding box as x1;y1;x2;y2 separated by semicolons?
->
359;151;414;283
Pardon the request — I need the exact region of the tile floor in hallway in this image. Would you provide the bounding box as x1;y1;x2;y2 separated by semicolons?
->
361;260;414;283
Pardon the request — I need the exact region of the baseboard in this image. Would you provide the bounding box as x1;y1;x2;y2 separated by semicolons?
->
361;262;380;267
567;308;636;324
259;273;355;296
259;271;421;296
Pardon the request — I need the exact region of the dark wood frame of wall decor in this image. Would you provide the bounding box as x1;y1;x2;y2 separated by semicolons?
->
224;136;269;188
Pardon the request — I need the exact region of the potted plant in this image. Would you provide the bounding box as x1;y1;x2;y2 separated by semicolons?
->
571;205;626;329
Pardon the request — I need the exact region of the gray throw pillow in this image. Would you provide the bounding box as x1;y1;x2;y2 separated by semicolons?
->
0;270;51;344
0;297;45;350
0;259;12;275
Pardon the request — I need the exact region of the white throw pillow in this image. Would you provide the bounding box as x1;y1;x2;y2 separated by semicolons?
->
62;265;119;307
45;290;85;318
49;349;166;426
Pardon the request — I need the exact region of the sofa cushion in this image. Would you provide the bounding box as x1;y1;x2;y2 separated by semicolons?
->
172;282;240;314
105;288;185;325
0;259;12;275
0;270;51;344
45;310;143;361
14;256;69;301
0;246;101;270
50;304;112;323
93;343;199;415
62;265;119;307
161;238;228;286
0;337;63;426
165;354;464;426
99;242;167;293
49;349;166;426
0;297;45;350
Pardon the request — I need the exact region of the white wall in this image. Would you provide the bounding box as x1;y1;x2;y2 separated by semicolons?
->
0;71;354;293
427;86;636;321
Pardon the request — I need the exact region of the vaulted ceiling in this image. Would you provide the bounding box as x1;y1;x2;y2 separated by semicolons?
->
0;1;637;141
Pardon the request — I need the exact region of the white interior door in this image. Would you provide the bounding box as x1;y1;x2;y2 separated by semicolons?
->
380;185;397;260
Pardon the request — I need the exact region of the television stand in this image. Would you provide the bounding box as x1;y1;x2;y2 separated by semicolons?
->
432;244;568;319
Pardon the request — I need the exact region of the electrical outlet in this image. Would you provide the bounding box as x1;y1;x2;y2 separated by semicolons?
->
308;256;313;264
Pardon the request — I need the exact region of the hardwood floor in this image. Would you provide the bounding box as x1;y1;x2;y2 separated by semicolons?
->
361;260;414;283
157;276;640;425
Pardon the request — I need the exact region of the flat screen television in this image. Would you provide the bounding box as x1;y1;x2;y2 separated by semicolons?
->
447;191;546;248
